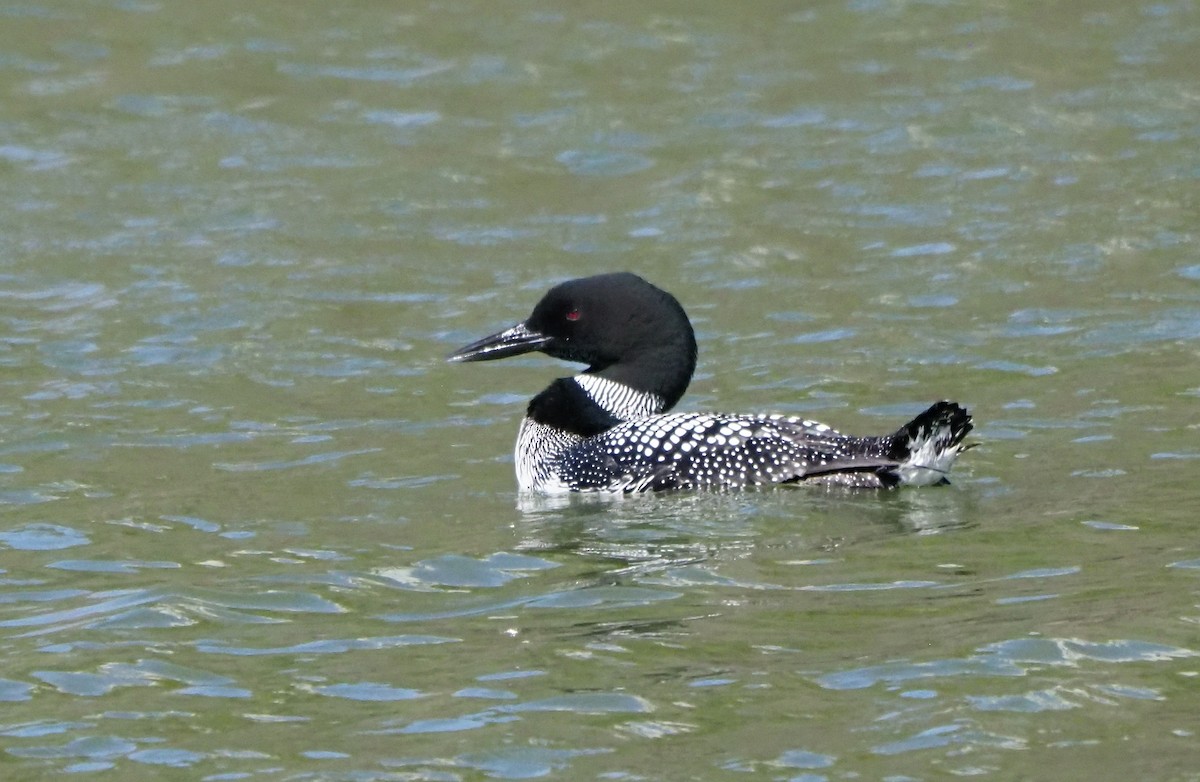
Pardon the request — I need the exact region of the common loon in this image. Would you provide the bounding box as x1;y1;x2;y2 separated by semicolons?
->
449;272;972;494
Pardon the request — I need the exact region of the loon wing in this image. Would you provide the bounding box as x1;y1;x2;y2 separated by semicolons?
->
554;412;888;492
557;403;972;493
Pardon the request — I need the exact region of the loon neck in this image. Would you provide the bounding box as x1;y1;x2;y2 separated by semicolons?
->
574;374;666;420
588;336;696;413
526;377;620;438
525;371;674;440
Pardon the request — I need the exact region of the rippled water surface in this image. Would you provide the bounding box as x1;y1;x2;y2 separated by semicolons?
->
2;1;1198;779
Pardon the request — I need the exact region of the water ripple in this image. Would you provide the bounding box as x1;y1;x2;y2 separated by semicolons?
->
0;679;35;702
817;636;1196;691
195;634;457;657
0;524;89;550
278;60;454;85
872;722;1026;756
214;448;381;472
310;682;426;701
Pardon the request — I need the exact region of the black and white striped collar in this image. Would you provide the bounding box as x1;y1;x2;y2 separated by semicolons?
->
574;374;665;420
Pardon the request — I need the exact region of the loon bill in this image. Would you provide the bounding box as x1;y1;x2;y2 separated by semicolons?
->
449;272;973;494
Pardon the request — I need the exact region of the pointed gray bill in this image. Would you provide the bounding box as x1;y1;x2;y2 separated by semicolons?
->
447;322;552;363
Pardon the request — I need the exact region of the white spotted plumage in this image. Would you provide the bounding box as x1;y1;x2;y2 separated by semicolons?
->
514;376;953;493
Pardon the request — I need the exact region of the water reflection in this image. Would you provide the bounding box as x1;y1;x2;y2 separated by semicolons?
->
517;483;975;546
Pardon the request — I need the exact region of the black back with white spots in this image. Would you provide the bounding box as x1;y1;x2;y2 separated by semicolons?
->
552;411;888;491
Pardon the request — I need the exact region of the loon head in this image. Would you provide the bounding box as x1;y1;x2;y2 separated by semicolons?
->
448;272;698;409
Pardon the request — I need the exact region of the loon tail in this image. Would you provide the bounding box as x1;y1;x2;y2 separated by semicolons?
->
887;401;974;486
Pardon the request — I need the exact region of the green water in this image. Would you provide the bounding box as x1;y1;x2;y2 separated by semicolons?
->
2;1;1198;779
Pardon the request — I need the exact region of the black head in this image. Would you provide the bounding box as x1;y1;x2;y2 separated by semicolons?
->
448;272;697;407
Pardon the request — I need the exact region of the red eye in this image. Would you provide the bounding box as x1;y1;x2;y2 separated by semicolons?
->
565;309;581;321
